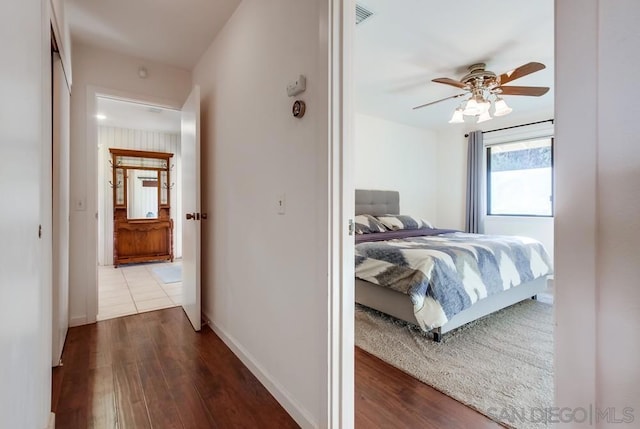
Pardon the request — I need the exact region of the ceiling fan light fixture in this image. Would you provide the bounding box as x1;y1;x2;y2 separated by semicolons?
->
477;111;492;123
448;108;465;124
493;98;513;116
417;62;548;125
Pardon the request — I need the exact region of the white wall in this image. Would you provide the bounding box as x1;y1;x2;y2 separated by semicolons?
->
192;0;330;426
555;0;640;419
69;43;191;326
354;113;438;223
97;126;181;266
435;128;468;230
0;0;53;427
595;1;640;415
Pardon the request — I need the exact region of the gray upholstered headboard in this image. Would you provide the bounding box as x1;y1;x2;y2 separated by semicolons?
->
355;189;399;216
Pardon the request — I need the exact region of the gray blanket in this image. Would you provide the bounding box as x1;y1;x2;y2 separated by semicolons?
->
355;232;553;330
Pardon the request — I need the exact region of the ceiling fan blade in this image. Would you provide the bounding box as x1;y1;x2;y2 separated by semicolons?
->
498;62;546;85
499;86;550;96
412;93;467;110
432;77;468;89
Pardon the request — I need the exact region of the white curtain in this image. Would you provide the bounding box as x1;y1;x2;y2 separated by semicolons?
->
465;130;484;233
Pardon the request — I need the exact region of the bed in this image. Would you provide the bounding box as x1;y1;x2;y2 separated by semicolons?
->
354;189;553;341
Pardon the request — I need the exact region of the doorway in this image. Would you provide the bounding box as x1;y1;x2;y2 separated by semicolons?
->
350;0;555;426
94;96;183;320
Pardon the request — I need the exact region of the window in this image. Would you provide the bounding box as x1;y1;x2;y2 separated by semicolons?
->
486;138;553;216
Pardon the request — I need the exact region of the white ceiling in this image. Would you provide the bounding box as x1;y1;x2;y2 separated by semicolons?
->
66;0;242;69
355;0;554;130
67;0;553;130
97;97;181;133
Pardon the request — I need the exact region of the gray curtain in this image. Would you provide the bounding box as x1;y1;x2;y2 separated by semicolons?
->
465;131;484;233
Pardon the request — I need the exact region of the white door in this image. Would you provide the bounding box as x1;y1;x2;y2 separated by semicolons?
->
181;86;201;331
52;53;70;365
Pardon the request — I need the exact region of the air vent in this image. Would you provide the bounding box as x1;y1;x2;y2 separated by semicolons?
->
355;3;374;25
147;107;163;114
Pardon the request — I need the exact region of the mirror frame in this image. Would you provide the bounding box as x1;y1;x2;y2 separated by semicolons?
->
108;148;174;221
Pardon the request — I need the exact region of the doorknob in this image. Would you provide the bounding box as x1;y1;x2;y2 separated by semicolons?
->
186;213;196;220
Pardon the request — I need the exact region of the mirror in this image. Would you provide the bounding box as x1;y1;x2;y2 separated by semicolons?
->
127;169;159;219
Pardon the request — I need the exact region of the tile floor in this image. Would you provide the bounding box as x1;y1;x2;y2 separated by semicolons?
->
98;261;183;321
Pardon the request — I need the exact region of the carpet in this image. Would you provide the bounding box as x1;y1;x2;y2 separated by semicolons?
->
355;300;553;429
151;264;182;284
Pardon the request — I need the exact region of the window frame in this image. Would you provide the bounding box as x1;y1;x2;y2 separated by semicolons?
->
486;137;555;218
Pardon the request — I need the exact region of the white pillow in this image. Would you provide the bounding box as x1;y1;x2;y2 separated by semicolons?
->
375;215;433;231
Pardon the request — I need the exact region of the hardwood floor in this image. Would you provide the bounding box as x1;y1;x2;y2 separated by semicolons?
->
53;308;503;428
355;348;504;428
52;307;298;429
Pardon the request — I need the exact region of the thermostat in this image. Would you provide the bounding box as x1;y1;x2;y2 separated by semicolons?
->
287;75;306;97
292;100;306;118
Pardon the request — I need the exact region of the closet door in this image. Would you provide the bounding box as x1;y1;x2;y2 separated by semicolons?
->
52;52;70;366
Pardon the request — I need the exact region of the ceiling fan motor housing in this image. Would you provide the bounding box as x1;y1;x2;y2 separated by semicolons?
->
461;63;498;91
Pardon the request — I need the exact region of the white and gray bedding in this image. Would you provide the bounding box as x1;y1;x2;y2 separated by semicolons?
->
355;230;553;331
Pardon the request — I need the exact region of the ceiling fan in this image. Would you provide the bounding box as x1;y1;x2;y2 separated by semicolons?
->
413;62;550;123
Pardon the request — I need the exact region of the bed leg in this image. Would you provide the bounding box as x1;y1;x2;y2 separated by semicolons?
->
433;328;442;343
531;295;538;300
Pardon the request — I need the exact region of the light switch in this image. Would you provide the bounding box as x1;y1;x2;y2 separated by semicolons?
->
277;194;286;215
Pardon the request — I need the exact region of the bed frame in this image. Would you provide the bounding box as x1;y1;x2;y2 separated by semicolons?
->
354;189;548;341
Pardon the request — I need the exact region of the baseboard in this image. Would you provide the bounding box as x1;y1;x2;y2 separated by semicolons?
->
202;310;316;428
69;315;87;327
46;412;55;429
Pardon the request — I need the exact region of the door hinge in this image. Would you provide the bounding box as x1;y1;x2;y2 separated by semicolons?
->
38;224;42;239
348;219;354;236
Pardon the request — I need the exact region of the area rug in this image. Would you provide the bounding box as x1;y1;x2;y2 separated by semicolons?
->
355;300;553;429
151;263;182;284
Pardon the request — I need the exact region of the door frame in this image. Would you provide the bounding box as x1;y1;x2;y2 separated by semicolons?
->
84;86;183;323
327;0;355;426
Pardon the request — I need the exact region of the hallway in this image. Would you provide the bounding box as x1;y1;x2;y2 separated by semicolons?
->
52;308;298;428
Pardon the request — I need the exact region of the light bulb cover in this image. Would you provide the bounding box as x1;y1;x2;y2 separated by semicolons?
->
463;99;480;116
477;111;492;123
448;108;465;124
478;100;491;114
493;98;513;117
